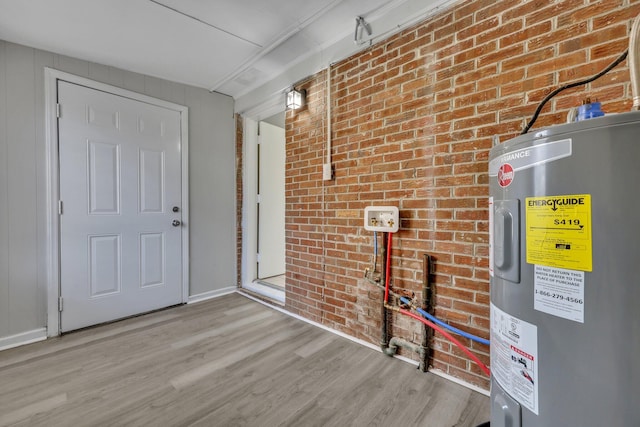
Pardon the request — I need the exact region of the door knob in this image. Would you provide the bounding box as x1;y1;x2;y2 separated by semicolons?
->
172;220;181;227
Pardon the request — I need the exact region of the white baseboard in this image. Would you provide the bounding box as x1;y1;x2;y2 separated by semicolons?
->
188;286;237;304
430;369;490;396
236;290;490;396
0;328;47;352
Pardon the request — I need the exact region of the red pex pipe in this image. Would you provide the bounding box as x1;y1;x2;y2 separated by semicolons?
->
399;308;491;377
384;232;392;303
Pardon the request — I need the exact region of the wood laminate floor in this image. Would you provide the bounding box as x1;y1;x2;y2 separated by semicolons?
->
0;293;490;427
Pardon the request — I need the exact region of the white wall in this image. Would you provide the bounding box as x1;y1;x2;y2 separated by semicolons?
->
257;121;286;279
0;40;237;347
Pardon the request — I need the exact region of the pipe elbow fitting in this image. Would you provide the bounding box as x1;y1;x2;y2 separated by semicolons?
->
381;343;397;356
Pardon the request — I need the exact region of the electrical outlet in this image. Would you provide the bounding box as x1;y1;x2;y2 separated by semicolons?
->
364;206;399;232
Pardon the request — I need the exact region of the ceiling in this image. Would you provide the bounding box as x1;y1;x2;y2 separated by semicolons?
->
0;0;451;102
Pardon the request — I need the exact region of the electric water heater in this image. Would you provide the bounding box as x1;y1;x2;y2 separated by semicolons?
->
488;112;640;426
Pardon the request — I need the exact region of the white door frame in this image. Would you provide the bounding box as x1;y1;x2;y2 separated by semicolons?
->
241;117;259;291
44;68;189;336
240;98;286;304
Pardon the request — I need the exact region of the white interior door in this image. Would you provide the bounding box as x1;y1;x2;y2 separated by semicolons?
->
58;81;183;332
257;122;285;279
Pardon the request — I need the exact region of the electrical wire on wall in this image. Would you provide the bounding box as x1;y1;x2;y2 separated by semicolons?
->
521;48;629;134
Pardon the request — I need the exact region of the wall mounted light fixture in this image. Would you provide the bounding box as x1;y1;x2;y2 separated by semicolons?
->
286;88;306;110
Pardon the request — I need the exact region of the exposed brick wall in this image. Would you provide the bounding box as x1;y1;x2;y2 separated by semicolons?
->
235;113;243;287
283;0;638;389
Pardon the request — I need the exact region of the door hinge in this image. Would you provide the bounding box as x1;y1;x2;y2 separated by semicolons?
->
58;200;63;215
257;194;261;204
257;253;261;263
58;297;63;312
56;103;61;118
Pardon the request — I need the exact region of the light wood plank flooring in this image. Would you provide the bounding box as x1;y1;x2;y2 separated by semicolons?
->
0;293;489;426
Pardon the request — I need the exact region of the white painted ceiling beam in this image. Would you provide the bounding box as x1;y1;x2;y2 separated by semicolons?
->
0;0;454;109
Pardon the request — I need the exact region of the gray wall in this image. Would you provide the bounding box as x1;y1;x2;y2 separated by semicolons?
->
0;40;237;343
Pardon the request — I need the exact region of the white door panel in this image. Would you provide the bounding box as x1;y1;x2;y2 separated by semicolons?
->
59;81;183;332
140;149;165;213
258;122;285;279
89;234;121;296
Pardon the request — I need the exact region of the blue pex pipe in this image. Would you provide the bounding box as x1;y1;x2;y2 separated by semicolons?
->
374;231;378;257
399;297;490;346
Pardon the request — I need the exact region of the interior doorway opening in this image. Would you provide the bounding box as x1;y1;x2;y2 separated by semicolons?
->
241;111;286;304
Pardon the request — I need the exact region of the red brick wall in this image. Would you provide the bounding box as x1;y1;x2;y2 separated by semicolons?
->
235;113;243;287
283;0;638;389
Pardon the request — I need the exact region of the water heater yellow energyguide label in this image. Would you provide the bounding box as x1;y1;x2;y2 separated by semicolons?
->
526;194;592;271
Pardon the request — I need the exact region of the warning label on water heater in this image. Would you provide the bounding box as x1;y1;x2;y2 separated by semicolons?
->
491;303;539;415
525;194;592;271
534;265;584;323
